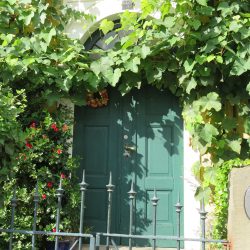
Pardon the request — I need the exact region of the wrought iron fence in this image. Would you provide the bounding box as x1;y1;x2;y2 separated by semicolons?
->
0;170;95;250
96;173;230;250
0;170;230;250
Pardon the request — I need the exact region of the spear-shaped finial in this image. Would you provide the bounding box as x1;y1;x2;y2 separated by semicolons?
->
199;198;207;219
151;188;159;206
128;179;136;199
175;192;183;213
80;169;88;191
33;181;39;203
106;172;115;192
56;177;64;198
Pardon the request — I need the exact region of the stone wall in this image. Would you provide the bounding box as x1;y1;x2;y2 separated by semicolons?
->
228;166;250;250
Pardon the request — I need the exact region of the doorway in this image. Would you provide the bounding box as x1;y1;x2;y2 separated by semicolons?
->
73;86;183;247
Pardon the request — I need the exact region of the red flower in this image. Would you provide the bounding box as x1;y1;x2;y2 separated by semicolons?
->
25;142;32;149
52;228;56;232
60;173;66;179
30;122;36;128
47;182;53;188
51;123;59;132
57;149;62;154
42;194;46;200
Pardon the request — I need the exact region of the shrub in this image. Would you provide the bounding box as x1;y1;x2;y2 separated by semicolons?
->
0;106;80;249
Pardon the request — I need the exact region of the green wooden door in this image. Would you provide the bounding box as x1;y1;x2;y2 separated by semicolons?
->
73;86;183;247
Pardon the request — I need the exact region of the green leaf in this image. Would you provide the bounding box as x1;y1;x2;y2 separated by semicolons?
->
124;57;140;73
196;0;207;6
230;57;249;76
7;0;16;5
186;77;197;94
183;58;196;72
104;68;122;87
111;68;122;86
90;57;114;76
191;19;201;30
227;140;242;154
22;11;35;26
160;1;171;17
218;2;231;17
195;92;222;112
23;57;36;66
229;21;242;32
140;45;151;59
200;124;219;143
100;19;114;35
195;54;207;65
216;56;223;64
204;167;217;186
240;12;250;18
164;16;175;28
207;54;215;62
40;12;47;24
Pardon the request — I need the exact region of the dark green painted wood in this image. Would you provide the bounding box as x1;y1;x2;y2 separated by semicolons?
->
73;86;183;247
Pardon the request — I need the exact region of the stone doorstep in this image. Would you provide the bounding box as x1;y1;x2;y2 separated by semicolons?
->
82;246;177;250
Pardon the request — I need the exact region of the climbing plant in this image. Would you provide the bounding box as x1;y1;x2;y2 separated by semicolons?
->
97;0;250;200
212;158;250;239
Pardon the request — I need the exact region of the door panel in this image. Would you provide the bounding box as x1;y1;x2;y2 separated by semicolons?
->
73;94;121;233
73;86;183;247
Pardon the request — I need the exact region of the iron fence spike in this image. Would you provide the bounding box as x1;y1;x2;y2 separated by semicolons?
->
32;182;39;250
106;172;115;249
151;189;159;206
106;172;115;192
109;172;112;185
80;169;88;191
82;169;85;182
55;177;64;249
128;180;136;198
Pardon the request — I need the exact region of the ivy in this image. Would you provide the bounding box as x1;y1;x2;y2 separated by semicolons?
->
212;158;250;239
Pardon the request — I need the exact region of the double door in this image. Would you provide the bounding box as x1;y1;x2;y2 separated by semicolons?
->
73;86;183;247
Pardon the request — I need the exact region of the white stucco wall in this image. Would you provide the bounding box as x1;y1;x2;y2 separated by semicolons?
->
65;1;201;249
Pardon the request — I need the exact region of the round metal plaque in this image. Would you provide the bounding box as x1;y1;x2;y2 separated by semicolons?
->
244;187;250;219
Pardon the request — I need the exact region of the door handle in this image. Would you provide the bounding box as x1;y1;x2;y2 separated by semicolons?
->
124;145;136;152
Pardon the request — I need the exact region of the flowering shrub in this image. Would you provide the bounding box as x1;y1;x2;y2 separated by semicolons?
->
0;107;80;249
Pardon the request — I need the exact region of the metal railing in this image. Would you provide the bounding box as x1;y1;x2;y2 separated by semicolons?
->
0;170;230;250
97;174;230;250
0;170;95;250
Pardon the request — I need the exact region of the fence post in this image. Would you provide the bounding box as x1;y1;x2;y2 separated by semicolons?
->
200;199;207;250
32;183;39;250
175;193;183;250
151;188;159;250
96;233;101;250
89;235;96;250
79;170;88;250
128;180;136;250
105;172;115;250
9;188;17;250
55;178;64;250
